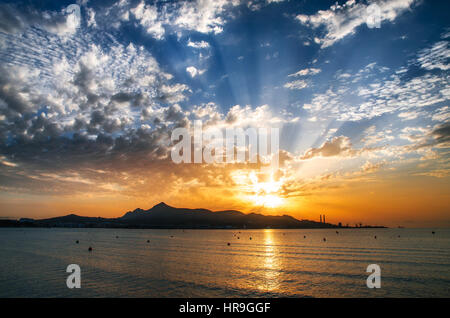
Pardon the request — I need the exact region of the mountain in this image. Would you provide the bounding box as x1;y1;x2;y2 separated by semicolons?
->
4;202;384;229
118;202;317;228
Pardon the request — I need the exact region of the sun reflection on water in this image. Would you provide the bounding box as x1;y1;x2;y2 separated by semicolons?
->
258;229;281;292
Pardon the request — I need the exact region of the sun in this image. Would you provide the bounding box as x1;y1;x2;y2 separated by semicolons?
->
248;172;285;208
249;194;284;208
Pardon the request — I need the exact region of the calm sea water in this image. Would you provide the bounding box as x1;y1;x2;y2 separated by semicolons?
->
0;228;448;297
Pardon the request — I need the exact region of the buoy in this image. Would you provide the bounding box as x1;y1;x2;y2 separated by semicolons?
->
227;243;230;246
88;247;92;252
374;236;377;239
249;237;252;240
76;240;79;244
237;236;240;239
323;238;326;242
116;236;119;239
147;240;150;243
398;235;401;238
432;231;435;234
304;235;306;239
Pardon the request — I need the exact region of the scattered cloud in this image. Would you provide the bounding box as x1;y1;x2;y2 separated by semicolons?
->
296;0;417;48
284;79;308;90
288;68;321;77
417;40;450;71
130;1;165;39
301;136;356;160
187;40;211;49
186;66;206;78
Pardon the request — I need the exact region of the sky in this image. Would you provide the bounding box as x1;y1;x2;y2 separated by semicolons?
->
0;0;449;227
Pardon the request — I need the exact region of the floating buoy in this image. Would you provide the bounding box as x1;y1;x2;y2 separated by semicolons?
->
398;235;401;238
336;231;339;234
147;240;150;243
88;247;92;252
116;236;119;239
170;235;174;238
76;240;79;244
304;235;306;239
249;237;252;240
323;238;326;242
227;243;230;246
432;231;435;234
237;236;240;239
374;236;377;239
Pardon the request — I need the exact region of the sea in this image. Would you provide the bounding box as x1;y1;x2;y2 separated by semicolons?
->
0;228;448;297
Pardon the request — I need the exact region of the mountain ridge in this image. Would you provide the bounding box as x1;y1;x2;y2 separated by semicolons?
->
1;202;386;229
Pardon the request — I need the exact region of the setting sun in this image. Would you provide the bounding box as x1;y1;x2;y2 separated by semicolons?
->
248;172;284;208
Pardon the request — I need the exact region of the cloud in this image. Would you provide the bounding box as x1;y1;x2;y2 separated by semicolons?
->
223;104;298;128
0;16;197;197
125;0;242;39
431;122;450;145
417;41;450;71
301;136;356;160
0;3;81;37
432;106;450;122
172;0;240;34
187;40;211;49
302;61;449;121
296;0;416;48
398;111;422;121
130;1;165;39
288;68;321;77
186;66;206;78
0;4;26;34
361;160;385;173
284;79;307;90
398;123;450;152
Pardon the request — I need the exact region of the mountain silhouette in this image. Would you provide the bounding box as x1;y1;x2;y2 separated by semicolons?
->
3;202;384;229
118;202;313;228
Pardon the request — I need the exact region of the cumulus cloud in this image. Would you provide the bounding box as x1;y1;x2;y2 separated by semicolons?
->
186;66;206;78
130;1;165;39
172;0;241;34
123;0;243;39
296;0;416;48
301;136;356;160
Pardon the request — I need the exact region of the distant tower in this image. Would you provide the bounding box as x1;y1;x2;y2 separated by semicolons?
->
323;215;326;223
320;215;322;223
